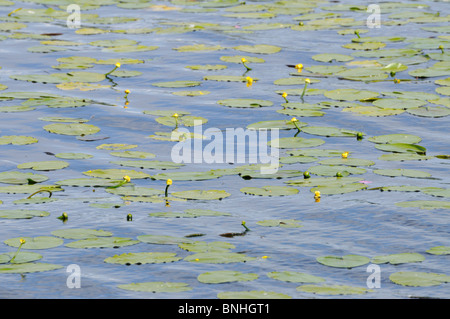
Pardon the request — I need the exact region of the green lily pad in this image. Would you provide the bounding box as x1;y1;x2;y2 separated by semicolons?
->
54;153;93;160
267;271;325;283
375;143;427;155
106;186;163;197
96;143;137;150
247;119;304;130
220;55;265;63
342;106;405;117
317;255;370;268
274;77;319;85
4;236;63;249
118;281;191;293
371;253;425;265
171;189;231;200
56;178;122;187
172;90;210;97
307;165;366;176
311;183;367;195
17;160;69;171
151;171;219;181
422;188;450;198
0;171;48;185
297;284;372;295
395;200;450;210
324;89;379;101
0;263;63;274
0;209;50;219
390;271;450;287
185;64;227;71
65;237;140;249
0;184;62;194
426;246;450;255
109;151;156;159
217;98;273;108
51;228;112;239
137;235;194;245
150;209;231;218
233;44;281;54
218;289;291;299
155;115;207;127
372;98;428;109
0;251;42;264
373;169;431;178
178;241;235;253
0;105;35;112
104;252;181;265
111;160;183;170
368;134;422;144
312;53;354;62
268;137;325;149
301;126;360;137
43;123;100;136
407;106;450;118
198;271;258;284
184;252;256;264
0;135;38;145
240;186;298;196
11;72;106;84
152;80;202;88
83;169;151;180
174;44;225;52
317;158;375;167
256;219;302;228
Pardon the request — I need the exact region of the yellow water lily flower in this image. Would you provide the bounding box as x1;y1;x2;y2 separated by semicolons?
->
246;76;253;87
115;62;121;68
125;89;130;94
19;238;26;244
241;57;247;63
341;152;349;159
314;191;321;198
123;175;131;182
305;78;311;84
167;179;172;185
282;92;289;102
394;78;400;84
295;63;303;72
290;117;298;122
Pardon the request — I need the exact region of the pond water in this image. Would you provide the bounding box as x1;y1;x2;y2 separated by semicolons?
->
0;0;449;299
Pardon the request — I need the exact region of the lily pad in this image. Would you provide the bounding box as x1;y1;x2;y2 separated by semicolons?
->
218;290;291;299
316;255;370;268
395;200;450;210
390;271;450;287
407;106;450;118
373;169;431;178
307;165;366;176
0;209;50;219
301;126;360;137
178;241;235;253
426;246;450;255
311;183;367;195
0;251;42;264
233;44;281;54
4;236;63;250
151;171;218;181
171;190;231;200
217;98;273;108
118;281;192;293
0;263;63;274
198;271;258;284
0;135;38;145
0;171;48;185
152;80;202;88
298;284;372;295
312;53;354;62
111;160;183;170
51;228;112;239
184;252;256;264
137;235;194;245
17;160;69;171
241;186;298;197
267;271;325;283
375;143;427;155
268;137;325;149
371;253;425;265
368;134;422;144
65;237;140;249
256;219;302;228
104;252;181;265
43;123;100;136
324;89;379;101
83;169;151;180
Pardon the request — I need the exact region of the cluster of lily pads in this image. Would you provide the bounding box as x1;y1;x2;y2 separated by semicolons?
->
0;0;449;298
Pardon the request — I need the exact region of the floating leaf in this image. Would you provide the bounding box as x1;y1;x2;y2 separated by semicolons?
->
233;44;281;54
54;153;93;160
311;183;367;195
217;98;273;108
83;169;151;180
43;123;100;136
390;272;450;287
118;281;191;293
298;284;372;295
301;126;360;137
0;251;42;264
104;252;181;265
0;171;48;185
65;237;139;249
372;253;425;265
375;143;427;155
184;252;256;264
111;160;183;170
426;246;450;255
307;165;366;176
151;171;218;181
0;135;38;145
51;228;112;240
317;158;375;167
373;168;431;178
171;189;231;200
368;134;422;144
152;80;201;88
137;235;194;245
395;200;450;210
0;263;63;274
324;89;379;101
0;209;50;219
316;255;370;268
4;236;63;249
198;270;258;284
256;219;302;228
178;241;235;253
312;53;354;62
267;271;325;283
218;290;291;299
268;137;325;149
241;186;298;197
17;160;69;171
407;106;450;118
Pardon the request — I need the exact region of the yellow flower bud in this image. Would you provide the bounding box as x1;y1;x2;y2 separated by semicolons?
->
123;175;131;182
295;63;303;70
115;62;121;68
341;152;349;159
305;78;311;84
291;117;298;122
246;76;253;87
125;89;130;94
166;179;172;186
282;92;288;98
241;57;247;63
314;191;321;198
19;238;26;244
